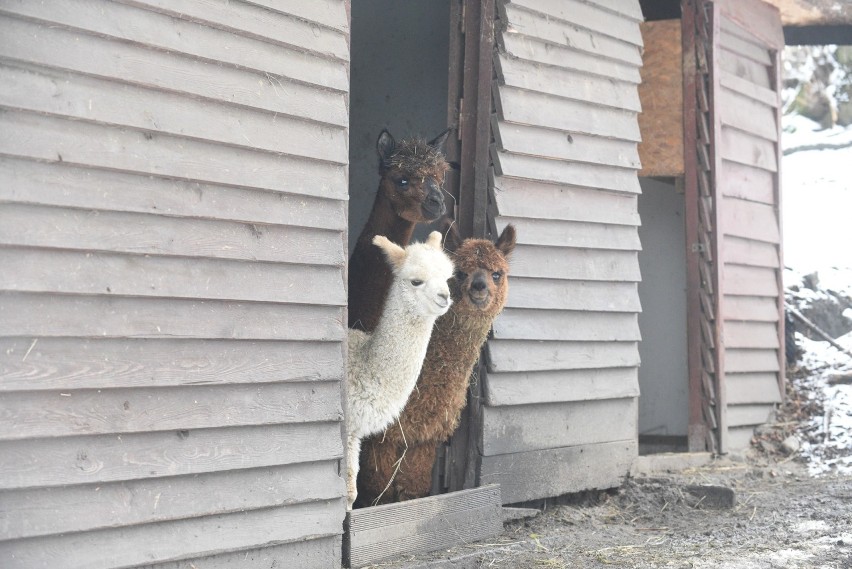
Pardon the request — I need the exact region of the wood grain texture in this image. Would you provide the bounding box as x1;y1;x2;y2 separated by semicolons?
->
0;381;342;440
719;160;777;204
0;111;347;200
497;86;642;141
499;33;642;84
721;197;781;243
0;203;344;266
720;72;777;108
506;278;641;312
493;175;640;225
494;151;641;194
485;367;640;406
0;337;343;392
1;460;344;540
725;349;781;373
723;236;780;268
510;246;640;281
723;265;780;297
724;322;780;350
724;296;781;322
479;440;637;504
495;217;640;250
726;373;783;405
482;398;638;455
346;485;502;567
580;0;644;22
720;126;778;171
0;248;346;305
0;293;345;340
488;340;640;373
719;48;772;89
719;87;779;142
496;54;641;111
727;404;774;428
0;157;347;231
0;0;349;92
0;498;344;569
0;62;347;162
0;421;343;490
493;309;640;341
508;0;643;45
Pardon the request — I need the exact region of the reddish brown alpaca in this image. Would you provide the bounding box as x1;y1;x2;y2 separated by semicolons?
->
348;129;450;332
357;223;516;505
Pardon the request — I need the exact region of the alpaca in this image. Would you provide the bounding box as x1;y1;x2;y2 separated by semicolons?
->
357;223;516;505
348;129;450;333
345;231;454;509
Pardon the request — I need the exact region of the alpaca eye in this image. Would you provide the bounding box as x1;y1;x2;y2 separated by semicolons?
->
492;272;502;283
410;279;423;287
397;178;409;189
454;271;467;281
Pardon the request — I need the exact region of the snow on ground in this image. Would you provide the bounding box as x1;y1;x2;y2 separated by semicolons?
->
782;114;852;476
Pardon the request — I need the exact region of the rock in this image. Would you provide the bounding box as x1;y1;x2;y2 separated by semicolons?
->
781;435;802;455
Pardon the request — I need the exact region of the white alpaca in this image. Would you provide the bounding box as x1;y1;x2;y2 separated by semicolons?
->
345;231;454;509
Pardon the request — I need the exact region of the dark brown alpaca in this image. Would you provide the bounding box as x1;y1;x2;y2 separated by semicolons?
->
348;129;450;332
357;222;516;505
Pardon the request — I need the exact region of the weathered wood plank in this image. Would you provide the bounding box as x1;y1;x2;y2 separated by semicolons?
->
346;485;502;568
724;321;780;349
0;293;345;341
0;381;342;441
139;536;342;569
725;348;781;373
0;498;344;569
497;86;642;141
479;440;637;504
0;111;347;200
724;295;780;322
723;265;780;297
579;0;644;22
0;63;347;163
485;367;640;406
716;0;784;50
0;204;343;266
0;11;348;112
727;404;774;428
482;398;637;455
508;0;643;45
487;340;640;372
727;426;758;450
720;126;778;172
719;86;779;142
0;460;344;540
501;4;642;66
121;0;349;61
496;54;641;111
0;421;343;489
494;120;641;169
494;151;641;194
720;26;772;65
726;372;782;405
511;245;640;281
719;48;772;89
247;0;347;32
0;337;343;392
0;249;345;305
495;217;640;251
723;236;779;268
719;159;777;204
720;71;778;108
721;197;780;244
499;33;641;84
506;278;641;312
493;175;640;225
0;157;346;231
493;309;640;341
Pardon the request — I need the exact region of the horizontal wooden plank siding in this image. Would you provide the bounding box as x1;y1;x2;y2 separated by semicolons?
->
0;1;348;566
482;0;643;501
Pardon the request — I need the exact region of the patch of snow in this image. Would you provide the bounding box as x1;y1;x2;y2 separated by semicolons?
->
793;520;830;533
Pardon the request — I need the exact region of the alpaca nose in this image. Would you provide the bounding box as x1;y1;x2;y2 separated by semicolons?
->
471;277;488;292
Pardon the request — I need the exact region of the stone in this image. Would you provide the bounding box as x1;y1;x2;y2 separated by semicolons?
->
781;435;802;455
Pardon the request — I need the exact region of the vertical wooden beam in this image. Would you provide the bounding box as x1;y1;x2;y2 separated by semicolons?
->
772;47;786;399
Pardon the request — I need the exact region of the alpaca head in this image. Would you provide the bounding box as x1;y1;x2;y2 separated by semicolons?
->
372;231;454;318
443;223;516;318
375;129;450;223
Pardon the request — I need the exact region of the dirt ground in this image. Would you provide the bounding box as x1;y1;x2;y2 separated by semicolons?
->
372;455;852;569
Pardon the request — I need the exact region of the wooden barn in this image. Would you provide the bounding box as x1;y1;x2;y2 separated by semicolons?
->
1;0;849;567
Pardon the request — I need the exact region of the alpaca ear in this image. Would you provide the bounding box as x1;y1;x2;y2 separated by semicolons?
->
376;129;396;165
373;235;406;268
425;231;443;250
439;218;463;253
495;224;517;259
427;129;450;155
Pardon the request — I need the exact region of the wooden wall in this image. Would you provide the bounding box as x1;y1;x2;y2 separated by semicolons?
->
483;0;644;504
713;2;785;450
0;1;349;567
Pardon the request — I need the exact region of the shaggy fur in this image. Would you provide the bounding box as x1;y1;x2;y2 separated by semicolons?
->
345;231;454;509
357;223;516;505
348;129;450;333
